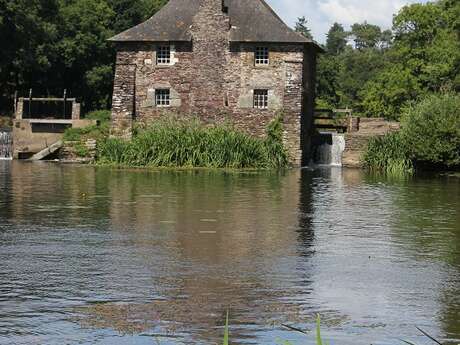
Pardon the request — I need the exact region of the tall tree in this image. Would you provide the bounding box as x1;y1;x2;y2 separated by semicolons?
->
350;22;382;49
325;22;348;55
295;16;313;40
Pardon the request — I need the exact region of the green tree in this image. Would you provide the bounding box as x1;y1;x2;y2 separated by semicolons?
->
360;0;459;118
325;22;348;55
360;67;421;119
108;0;167;33
350;22;382;49
0;0;59;110
295;16;313;40
52;0;115;110
336;47;388;109
316;55;341;108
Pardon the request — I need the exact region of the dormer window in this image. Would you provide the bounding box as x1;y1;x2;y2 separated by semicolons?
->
157;45;171;65
255;47;269;65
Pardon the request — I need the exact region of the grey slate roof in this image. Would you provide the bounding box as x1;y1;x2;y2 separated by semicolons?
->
109;0;312;44
109;0;199;42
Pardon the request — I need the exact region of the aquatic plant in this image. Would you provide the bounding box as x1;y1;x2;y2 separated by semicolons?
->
226;314;329;345
97;117;288;169
362;132;414;175
401;326;444;345
223;310;229;345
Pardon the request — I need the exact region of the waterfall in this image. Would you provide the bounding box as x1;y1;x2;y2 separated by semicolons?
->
313;132;346;166
0;130;12;160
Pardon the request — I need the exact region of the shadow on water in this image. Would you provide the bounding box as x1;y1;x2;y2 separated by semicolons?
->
0;161;459;344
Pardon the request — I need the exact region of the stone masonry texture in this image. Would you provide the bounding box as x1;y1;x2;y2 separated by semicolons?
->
111;0;318;166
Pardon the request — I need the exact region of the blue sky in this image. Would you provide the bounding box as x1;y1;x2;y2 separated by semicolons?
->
266;0;429;42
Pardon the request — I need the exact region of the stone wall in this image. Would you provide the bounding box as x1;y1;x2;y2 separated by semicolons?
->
111;0;316;166
59;139;97;163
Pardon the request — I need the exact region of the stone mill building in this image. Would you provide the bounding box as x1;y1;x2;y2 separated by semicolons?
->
109;0;321;165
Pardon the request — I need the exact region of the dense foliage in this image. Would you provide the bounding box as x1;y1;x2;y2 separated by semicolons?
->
0;0;167;113
363;93;460;173
97;117;288;169
401;93;460;167
314;0;459;119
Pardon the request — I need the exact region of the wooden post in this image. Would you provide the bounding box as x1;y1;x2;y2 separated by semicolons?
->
13;91;17;116
63;89;67;119
28;89;32;118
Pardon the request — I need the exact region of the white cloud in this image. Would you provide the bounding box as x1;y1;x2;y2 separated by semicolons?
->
266;0;428;43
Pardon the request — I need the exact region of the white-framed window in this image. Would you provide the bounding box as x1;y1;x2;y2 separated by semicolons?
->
253;89;268;109
255;47;269;65
157;45;171;65
155;89;170;106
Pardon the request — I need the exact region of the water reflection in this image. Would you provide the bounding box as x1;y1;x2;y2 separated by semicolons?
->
0;161;459;345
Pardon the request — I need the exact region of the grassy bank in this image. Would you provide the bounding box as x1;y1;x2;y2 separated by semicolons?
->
363;93;460;174
98;117;288;169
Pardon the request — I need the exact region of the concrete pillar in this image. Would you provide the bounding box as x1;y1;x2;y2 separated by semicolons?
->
72;102;81;120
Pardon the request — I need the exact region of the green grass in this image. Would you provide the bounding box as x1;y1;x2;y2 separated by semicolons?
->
97;117;288;169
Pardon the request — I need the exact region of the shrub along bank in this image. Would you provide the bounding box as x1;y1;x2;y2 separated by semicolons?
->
97;117;288;169
363;93;460;174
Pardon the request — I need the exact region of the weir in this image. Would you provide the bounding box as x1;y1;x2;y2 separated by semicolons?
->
312;132;346;166
0;129;12;160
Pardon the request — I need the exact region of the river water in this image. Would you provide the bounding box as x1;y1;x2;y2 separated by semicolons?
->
0;161;459;345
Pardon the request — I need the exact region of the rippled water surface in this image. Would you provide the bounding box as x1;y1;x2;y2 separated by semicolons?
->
0;161;459;345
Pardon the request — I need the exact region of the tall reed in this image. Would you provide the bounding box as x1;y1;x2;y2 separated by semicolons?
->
97;117;288;169
363;132;413;175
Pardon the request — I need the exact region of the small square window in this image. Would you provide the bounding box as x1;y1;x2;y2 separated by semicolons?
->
255;47;269;65
157;46;171;65
254;89;268;109
155;89;170;107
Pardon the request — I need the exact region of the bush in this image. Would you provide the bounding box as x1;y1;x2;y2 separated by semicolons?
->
401;93;460;168
84;110;111;123
97;117;288;169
